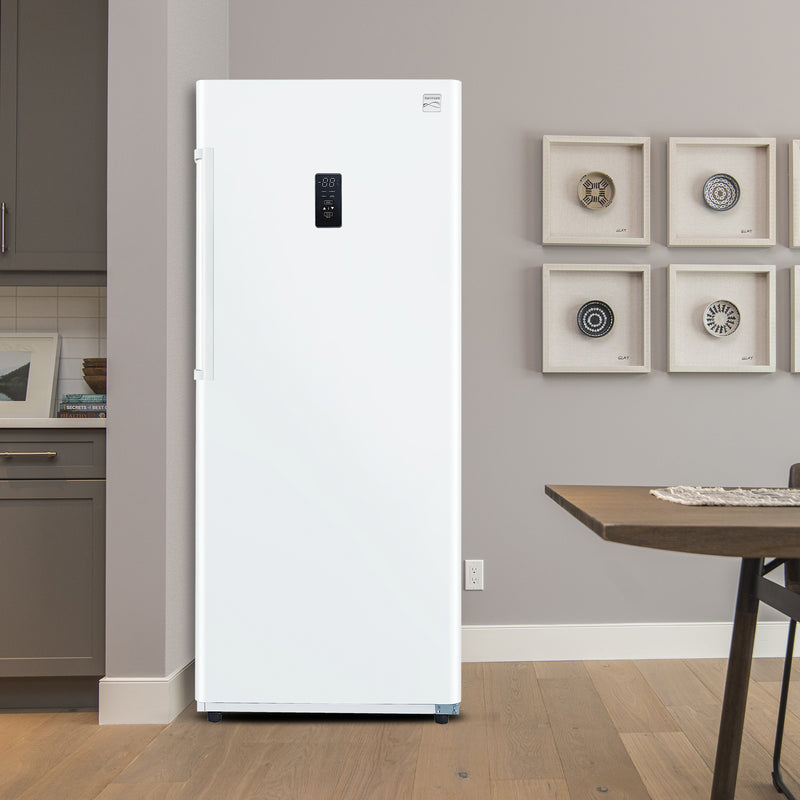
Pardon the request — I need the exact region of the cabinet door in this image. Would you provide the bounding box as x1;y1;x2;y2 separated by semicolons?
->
0;479;104;676
0;0;107;271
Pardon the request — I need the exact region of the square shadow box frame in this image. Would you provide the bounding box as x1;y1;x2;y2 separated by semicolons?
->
668;264;775;372
668;137;776;247
542;135;650;246
542;264;650;373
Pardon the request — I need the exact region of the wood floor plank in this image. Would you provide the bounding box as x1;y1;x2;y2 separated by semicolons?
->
484;662;562;781
490;778;571;799
538;677;650;799
187;713;344;800
692;657;800;719
94;782;185;799
668;704;780;800
412;663;490;799
16;723;162;800
227;736;336;800
331;719;423;800
0;711;96;799
110;706;234;785
533;661;587;681
737;681;800;785
0;711;54;752
168;716;283;800
222;715;391;800
685;656;800;782
758;680;800;718
620;731;711;800
635;659;718;707
586;661;680;734
683;658;728;699
750;657;789;683
548;725;651;799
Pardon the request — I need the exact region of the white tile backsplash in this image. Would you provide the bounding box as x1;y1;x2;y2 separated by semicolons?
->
17;316;59;333
58;286;100;297
58;379;90;397
1;286;106;400
57;317;100;338
59;358;85;380
18;296;58;316
61;337;100;358
58;296;99;317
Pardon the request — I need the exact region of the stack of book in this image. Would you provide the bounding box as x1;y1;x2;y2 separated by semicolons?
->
57;393;107;418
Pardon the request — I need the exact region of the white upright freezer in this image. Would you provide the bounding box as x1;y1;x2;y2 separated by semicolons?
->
194;80;461;722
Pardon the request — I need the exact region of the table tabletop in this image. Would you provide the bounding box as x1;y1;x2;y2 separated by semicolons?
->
545;484;800;558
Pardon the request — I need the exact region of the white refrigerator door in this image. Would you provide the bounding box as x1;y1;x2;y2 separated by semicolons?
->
195;80;460;710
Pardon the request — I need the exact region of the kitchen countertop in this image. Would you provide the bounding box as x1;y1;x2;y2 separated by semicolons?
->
0;418;107;428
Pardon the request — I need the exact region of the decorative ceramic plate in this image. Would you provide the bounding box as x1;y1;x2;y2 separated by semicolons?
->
703;299;741;337
577;300;614;338
578;172;615;210
703;173;740;211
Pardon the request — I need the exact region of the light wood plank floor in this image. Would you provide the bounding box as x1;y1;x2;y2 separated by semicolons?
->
3;659;800;799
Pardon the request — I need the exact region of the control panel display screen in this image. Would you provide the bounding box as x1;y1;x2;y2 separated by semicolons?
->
315;173;342;228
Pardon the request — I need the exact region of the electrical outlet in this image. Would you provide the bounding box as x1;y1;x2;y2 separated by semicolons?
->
465;559;484;591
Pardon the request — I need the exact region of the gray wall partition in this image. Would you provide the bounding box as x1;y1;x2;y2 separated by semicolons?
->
106;0;228;681
228;0;800;626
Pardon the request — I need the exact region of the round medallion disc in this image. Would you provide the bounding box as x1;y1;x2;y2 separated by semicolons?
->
578;172;616;210
703;299;741;337
577;300;615;338
703;173;740;211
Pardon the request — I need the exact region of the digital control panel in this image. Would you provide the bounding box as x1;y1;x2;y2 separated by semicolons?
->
315;173;342;228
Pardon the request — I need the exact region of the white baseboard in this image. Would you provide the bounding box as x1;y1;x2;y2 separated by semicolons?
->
462;622;791;662
99;660;194;724
95;624;790;723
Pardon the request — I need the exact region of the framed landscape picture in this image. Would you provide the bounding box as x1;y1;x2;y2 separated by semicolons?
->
0;333;61;417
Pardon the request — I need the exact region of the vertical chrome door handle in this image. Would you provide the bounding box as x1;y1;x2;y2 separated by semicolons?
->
1;202;6;254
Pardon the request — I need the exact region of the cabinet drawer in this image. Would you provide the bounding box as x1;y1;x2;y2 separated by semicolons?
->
0;430;105;479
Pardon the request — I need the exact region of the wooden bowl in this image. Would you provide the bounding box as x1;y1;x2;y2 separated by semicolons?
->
84;375;106;394
82;367;107;377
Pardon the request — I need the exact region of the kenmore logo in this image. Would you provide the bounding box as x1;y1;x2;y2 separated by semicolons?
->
422;94;442;112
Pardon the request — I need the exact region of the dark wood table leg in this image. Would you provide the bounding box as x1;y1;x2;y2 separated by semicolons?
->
710;557;762;800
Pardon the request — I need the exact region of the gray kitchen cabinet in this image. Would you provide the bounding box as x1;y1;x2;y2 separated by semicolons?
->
0;429;105;677
0;0;107;271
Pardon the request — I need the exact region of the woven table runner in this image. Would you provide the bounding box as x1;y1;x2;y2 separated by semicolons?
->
651;486;800;507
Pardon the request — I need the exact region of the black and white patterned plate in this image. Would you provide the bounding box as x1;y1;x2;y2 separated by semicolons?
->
703;299;741;337
703;174;740;211
577;300;614;337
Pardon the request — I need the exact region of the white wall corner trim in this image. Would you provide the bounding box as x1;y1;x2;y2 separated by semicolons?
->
99;661;195;725
462;622;790;662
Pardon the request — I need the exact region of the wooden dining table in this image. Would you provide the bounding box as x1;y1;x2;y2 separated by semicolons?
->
545;484;800;800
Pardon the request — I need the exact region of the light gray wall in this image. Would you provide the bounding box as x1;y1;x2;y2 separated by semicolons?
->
165;0;229;674
229;0;800;626
106;0;228;678
107;0;169;677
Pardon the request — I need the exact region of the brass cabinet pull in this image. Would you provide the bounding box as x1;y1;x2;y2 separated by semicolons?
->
0;451;57;458
1;202;6;254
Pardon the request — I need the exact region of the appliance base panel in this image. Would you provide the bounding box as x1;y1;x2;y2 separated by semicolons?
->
197;701;460;716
